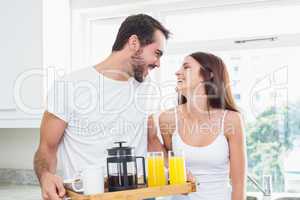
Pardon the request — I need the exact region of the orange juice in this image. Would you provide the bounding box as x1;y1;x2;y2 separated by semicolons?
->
169;156;186;185
147;155;166;187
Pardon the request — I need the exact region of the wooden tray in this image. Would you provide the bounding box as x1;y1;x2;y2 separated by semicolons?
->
66;182;196;200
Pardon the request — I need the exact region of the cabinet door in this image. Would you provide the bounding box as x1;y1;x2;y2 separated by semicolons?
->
72;14;126;71
0;0;42;111
0;0;43;127
0;0;71;128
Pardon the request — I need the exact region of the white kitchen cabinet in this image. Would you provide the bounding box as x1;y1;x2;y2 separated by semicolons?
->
0;0;70;128
0;0;43;127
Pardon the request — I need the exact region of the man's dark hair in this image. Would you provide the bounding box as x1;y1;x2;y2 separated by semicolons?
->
112;14;170;51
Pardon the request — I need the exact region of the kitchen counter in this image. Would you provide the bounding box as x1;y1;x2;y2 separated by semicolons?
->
0;183;41;200
247;192;300;200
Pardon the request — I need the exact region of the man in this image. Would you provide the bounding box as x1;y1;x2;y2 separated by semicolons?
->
34;14;170;200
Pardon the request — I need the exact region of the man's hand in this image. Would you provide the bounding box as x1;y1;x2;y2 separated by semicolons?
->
40;172;65;200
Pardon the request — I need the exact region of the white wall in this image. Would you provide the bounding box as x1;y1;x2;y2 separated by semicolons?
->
71;0;142;8
0;127;64;171
71;0;275;9
0;129;39;169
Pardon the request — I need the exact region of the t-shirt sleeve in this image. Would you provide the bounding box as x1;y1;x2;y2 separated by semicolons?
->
45;79;72;122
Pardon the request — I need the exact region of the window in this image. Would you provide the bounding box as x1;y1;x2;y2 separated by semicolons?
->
234;93;241;101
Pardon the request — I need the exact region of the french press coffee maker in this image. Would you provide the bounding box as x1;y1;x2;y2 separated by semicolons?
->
106;141;146;192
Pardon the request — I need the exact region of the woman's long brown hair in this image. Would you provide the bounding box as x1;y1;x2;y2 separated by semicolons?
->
179;52;239;112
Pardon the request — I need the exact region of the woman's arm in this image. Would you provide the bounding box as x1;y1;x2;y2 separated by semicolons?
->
226;111;247;200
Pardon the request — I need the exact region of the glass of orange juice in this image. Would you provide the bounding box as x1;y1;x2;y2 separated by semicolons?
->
147;152;166;187
168;150;186;185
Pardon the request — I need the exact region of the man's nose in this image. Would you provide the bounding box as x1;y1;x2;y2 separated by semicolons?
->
155;59;160;68
175;69;182;76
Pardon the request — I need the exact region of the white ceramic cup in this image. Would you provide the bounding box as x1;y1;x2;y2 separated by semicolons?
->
63;178;83;193
81;165;105;195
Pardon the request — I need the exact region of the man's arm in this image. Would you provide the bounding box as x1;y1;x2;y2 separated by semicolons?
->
147;113;173;167
147;115;167;153
34;111;67;200
147;114;169;168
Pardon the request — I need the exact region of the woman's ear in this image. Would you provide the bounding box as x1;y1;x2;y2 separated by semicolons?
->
128;34;140;51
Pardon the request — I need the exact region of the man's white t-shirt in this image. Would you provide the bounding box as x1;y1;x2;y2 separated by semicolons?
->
47;66;157;179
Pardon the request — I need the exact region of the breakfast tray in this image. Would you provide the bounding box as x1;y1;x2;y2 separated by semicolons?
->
66;182;196;200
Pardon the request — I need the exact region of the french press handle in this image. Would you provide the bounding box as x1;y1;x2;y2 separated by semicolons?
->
136;156;147;185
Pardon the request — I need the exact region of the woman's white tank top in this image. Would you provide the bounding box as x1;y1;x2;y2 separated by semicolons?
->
170;109;232;200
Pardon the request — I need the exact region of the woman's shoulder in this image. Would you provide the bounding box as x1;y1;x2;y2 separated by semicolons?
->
224;110;243;122
224;109;244;137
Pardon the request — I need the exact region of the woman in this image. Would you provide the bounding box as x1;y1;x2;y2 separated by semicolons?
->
150;52;246;200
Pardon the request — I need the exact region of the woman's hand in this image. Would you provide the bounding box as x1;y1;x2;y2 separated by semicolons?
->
182;170;196;196
186;170;196;183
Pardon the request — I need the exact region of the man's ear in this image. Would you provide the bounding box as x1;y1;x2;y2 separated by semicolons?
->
128;34;141;51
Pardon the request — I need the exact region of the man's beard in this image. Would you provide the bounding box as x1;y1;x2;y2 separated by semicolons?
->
130;49;157;82
131;49;146;82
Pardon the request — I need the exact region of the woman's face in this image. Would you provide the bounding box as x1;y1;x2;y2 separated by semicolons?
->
175;56;205;94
